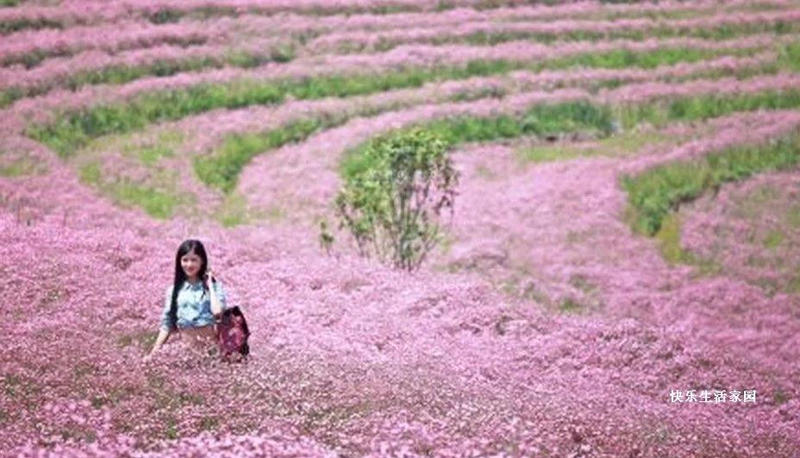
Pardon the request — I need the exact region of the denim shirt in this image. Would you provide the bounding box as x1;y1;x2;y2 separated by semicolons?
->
160;280;227;332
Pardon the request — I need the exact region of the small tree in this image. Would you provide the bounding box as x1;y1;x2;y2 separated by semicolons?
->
334;128;459;271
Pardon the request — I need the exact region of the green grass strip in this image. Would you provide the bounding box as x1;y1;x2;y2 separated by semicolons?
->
200;99;614;192
208;78;800;194
26;42;768;158
0;157;44;177
200;67;800;193
1;0;784;34
779;40;800;72
341;89;800;181
367;17;800;51
0;3;425;36
652;212;723;276
335;93;800;253
0;47;295;108
341;101;614;180
517;130;675;163
78;161;182;219
137;1;793;24
616;88;800;130
335;88;800;219
146;3;426;23
621;130;800;236
0;15;768;102
194;118;325;192
0;35;209;69
113;181;179;219
0;17;63;35
545;46;720;70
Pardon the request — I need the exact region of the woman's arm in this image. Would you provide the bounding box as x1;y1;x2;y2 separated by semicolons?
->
206;270;225;316
144;285;176;362
143;328;172;361
208;283;222;316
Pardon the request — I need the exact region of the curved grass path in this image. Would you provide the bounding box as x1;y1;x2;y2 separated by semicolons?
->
205;74;800;196
2;0;789;35
43;59;798;222
2;3;797;107
230;80;800;223
8;51;773;223
309;8;800;53
23;35;785;157
622;130;800;235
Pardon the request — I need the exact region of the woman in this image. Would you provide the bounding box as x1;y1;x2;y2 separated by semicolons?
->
143;239;228;362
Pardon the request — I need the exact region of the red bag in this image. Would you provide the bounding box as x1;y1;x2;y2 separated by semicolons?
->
214;306;250;362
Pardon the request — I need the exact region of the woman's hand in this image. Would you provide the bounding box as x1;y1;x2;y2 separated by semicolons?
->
144;329;171;362
204;267;216;284
206;267;224;316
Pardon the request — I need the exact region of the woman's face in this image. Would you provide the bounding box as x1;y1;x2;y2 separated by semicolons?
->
180;250;203;278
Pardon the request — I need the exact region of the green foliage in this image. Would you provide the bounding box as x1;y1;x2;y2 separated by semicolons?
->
0;87;22;107
386;19;800;48
27;81;284;157
622;131;800;236
2;35;205;68
786;204;800;228
26;40;754;155
269;43;296;63
215;192;250;227
135;144;174;166
547;47;713;70
788;275;800;295
559;297;584;314
616;89;800;130
77;161;181;219
342;101;613;177
145;8;184;24
42;83;800;214
194;118;323;192
199;416;220;431
71;57;219;87
0;17;62;34
420;100;614;144
518;130;672;163
522;101;615;137
0;48;301;108
435;0;455;11
667;90;800;121
332;101;612;262
112;182;178;219
777;40;800;71
319;220;335;255
78;162;102;184
762;229;784;249
654;213;696;266
0;157;43;177
335;128;459;271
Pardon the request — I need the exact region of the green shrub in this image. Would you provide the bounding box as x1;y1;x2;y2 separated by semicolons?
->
334;128;459;271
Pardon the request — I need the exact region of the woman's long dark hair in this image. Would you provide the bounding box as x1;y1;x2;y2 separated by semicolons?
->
167;239;210;331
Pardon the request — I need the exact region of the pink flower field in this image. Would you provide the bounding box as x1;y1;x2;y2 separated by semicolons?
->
1;0;799;456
